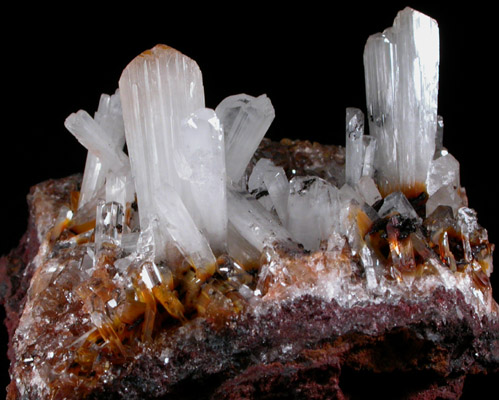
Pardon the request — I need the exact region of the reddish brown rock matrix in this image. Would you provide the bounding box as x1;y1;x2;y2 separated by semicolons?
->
1;140;498;399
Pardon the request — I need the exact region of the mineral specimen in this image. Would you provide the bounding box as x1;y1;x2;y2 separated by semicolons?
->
1;6;498;400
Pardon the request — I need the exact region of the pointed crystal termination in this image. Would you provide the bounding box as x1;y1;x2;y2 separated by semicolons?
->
216;94;275;186
426;153;460;197
364;7;439;197
177;108;227;254
118;44;205;231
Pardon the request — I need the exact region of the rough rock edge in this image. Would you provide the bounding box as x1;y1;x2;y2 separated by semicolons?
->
79;289;499;399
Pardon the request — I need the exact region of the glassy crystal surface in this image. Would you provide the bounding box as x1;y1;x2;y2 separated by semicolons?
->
345;107;365;186
426;153;460;196
65;109;129;174
248;158;289;225
356;176;382;206
287;176;340;251
364;7;439;196
216;94;275;185
71;91;126;209
227;188;291;253
118;44;205;234
177;108;227;254
378;191;420;221
95;200;124;256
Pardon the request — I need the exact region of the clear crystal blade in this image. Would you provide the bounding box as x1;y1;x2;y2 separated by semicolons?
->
248;158;289;225
345;107;365;186
153;185;216;271
177;108;227;254
361;135;377;178
356;176;382;206
119;44;205;231
64;110;129;173
216;93;275;185
66;90;126;209
79;153;105;209
227;188;291;253
425;184;463;217
95;200;124;258
364;7;439;196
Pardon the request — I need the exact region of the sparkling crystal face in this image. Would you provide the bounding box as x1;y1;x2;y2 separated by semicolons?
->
4;7;497;398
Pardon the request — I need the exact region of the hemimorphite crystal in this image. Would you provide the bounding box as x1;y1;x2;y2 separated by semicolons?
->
118;45;205;232
118;45;224;265
71;91;125;209
287;176;340;251
247;158;289;225
227;188;291;253
177;108;227;254
345;107;365;187
64;109;129;176
364;7;439;196
95;201;124;257
216;93;275;185
378;191;420;221
426;153;460;196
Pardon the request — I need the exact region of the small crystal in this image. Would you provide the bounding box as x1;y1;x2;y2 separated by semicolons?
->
105;171;134;207
95;201;124;256
286;176;340;251
457;207;479;263
227;188;291;253
152;185;216;271
345;107;365;186
226;221;262;265
356;176;382;206
434;115;445;158
361;135;377;178
248;158;289;225
378;191;420;221
426;153;460;197
338;187;378;255
425;184;463;217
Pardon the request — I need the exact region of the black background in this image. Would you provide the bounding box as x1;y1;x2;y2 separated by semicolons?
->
1;1;498;394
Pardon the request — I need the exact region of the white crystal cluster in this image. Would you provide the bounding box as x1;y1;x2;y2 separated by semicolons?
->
61;7;491;314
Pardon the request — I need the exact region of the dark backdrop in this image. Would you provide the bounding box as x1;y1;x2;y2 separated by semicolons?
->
1;1;497;393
